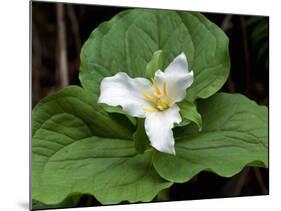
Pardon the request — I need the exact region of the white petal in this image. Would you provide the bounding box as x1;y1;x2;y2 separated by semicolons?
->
155;52;193;102
98;72;152;118
144;105;182;155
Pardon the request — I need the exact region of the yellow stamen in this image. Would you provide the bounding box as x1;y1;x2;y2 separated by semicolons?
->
143;79;174;112
163;81;167;96
152;79;161;96
156;96;171;111
157;105;165;111
143;91;156;104
144;106;158;112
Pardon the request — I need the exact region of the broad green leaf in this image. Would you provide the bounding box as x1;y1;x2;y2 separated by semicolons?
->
133;118;150;153
32;195;81;210
79;9;230;103
32;136;171;205
32;86;171;205
32;86;134;139
177;99;202;129
153;93;268;183
97;103;137;126
145;50;168;78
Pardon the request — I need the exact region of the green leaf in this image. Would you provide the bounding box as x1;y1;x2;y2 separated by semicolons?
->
98;103;137;126
79;9;230;103
133;118;150;153
32;137;171;205
32;195;81;210
32;86;171;205
145;50;168;78
177;99;202;129
153;93;268;183
32;86;134;139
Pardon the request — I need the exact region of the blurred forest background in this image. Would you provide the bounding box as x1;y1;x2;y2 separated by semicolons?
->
32;1;269;209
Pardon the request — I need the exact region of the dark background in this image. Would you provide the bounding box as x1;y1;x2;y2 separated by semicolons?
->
32;1;269;209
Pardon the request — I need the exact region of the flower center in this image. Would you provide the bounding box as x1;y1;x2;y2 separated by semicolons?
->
143;79;174;112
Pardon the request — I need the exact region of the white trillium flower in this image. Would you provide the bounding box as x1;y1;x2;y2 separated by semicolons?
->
98;52;193;155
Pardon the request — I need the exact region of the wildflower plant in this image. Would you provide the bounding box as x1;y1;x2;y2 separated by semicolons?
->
32;9;268;206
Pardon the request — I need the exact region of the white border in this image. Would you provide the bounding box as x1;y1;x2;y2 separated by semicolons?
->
1;0;279;211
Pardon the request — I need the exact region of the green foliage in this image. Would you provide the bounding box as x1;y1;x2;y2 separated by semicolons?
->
32;86;171;205
32;195;81;210
246;16;269;69
32;9;268;207
177;99;202;129
79;9;230;102
145;50;168;79
32;86;134;140
153;93;268;182
133;119;150;153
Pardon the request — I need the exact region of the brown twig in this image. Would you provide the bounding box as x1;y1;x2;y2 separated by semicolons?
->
253;168;268;194
226;77;236;93
66;4;81;76
32;22;42;105
220;15;235;93
240;16;251;96
232;167;250;195
66;5;81;53
222;167;250;196
221;15;233;32
56;3;69;87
